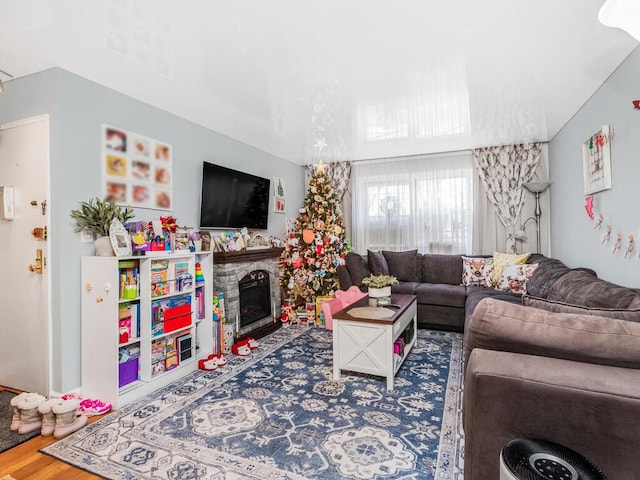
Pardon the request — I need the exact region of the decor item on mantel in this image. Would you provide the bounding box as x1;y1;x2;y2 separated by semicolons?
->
70;197;134;256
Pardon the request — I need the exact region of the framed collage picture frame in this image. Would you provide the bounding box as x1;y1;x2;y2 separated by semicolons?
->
102;124;173;210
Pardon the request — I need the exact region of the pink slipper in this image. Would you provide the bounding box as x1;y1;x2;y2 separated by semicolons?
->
79;398;112;416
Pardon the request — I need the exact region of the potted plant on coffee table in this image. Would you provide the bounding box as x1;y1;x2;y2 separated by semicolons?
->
362;274;398;301
70;197;135;256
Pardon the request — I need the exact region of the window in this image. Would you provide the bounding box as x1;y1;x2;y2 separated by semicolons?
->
351;152;473;254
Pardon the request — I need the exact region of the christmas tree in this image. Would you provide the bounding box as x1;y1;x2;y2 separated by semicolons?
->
280;163;349;302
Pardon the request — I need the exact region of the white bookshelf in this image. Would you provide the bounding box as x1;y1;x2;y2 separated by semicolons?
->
81;251;213;409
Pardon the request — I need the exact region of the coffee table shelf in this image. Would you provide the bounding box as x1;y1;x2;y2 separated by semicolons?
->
332;294;417;391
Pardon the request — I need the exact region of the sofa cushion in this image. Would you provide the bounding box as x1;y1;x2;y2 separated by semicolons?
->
491;251;531;286
523;295;640;322
524;257;571;298
461;256;494;288
391;282;421;295
383;249;419;282
547;269;640;309
465;298;640;370
367;250;389;276
494;263;538;295
414;283;467;308
422;254;464;285
344;253;370;287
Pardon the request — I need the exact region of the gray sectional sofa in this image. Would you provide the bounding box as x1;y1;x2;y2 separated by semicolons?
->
336;249;549;331
338;249;640;479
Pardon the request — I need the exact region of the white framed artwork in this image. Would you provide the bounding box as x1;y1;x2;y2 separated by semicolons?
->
273;177;286;213
582;125;612;195
109;218;132;257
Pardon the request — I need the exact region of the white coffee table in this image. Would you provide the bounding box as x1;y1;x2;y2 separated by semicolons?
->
332;294;417;391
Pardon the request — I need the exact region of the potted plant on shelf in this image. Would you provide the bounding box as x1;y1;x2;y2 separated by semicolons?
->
361;274;398;299
70;197;135;256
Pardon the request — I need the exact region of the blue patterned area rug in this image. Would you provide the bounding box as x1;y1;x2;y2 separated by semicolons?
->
42;327;464;479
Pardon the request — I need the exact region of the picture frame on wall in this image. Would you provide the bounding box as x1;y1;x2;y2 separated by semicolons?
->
273;177;286;213
582;125;612;195
102;124;173;211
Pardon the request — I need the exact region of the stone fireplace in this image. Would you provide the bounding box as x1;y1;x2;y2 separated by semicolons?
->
212;248;283;339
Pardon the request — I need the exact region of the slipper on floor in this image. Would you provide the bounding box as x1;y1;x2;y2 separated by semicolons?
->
79;398;112;416
198;357;218;371
246;337;259;350
231;341;251;356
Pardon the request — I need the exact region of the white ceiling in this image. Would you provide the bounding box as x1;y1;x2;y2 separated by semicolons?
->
0;0;637;165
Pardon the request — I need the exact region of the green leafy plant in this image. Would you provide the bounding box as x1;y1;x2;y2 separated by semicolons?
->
70;197;135;238
361;274;399;288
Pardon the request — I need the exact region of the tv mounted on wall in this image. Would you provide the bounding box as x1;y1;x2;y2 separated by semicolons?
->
199;162;271;229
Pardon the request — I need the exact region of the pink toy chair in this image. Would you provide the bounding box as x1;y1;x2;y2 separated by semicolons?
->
335;286;367;307
321;298;343;331
323;286;367;331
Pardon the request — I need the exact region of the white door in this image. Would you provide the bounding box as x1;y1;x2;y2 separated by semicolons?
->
0;115;50;395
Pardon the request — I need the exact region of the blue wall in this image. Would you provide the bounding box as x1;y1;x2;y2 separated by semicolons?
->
549;47;639;287
0;68;305;393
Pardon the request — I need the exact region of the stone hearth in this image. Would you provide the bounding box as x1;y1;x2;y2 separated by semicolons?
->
212;248;283;338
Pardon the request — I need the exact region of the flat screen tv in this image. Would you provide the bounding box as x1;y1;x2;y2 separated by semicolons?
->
199;162;271;229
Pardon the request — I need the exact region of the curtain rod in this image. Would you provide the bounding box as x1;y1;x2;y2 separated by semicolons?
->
351;148;472;166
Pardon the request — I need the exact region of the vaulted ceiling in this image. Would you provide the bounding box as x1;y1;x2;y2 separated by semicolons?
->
0;0;637;164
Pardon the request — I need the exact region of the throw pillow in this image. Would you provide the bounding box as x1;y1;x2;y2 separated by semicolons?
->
495;263;538;295
344;253;370;287
492;251;531;286
382;249;419;282
523;295;640;322
367;250;390;276
460;256;494;288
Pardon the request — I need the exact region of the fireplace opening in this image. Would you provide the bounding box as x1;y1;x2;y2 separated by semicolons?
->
239;270;272;328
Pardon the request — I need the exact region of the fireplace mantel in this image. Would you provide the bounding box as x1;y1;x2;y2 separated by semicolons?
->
213;247;284;265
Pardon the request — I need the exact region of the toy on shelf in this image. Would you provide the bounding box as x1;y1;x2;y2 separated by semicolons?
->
195;263;205;284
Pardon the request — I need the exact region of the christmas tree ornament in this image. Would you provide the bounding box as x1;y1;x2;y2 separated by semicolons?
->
303;229;315;244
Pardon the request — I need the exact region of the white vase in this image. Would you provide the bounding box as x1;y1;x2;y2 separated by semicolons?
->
368;286;391;298
94;236;115;256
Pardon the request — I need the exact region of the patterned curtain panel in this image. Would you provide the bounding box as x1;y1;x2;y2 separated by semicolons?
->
473;143;541;228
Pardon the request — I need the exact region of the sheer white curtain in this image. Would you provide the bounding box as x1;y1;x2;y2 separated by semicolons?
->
351;152;474;254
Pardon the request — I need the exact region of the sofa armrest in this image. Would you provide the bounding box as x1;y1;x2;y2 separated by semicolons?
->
464;298;640;370
464;348;640;480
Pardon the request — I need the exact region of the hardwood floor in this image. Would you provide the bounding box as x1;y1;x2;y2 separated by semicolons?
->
1;387;103;480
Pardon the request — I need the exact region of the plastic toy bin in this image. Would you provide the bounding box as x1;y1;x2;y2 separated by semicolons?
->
119;357;139;387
